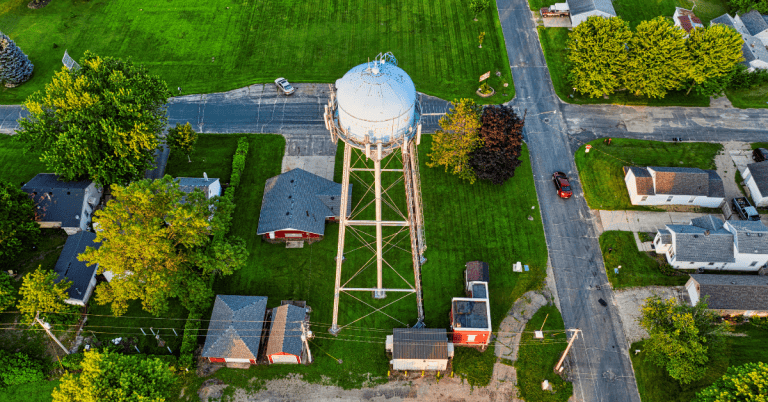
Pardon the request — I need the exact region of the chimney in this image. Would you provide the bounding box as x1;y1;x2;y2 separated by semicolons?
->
705;230;710;236
203;172;208;181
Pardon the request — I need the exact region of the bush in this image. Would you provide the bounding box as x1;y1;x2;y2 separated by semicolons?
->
730;65;768;89
179;312;202;369
0;274;15;311
60;353;85;371
0;350;45;387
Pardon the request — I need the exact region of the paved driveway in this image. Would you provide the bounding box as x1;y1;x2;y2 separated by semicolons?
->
598;210;717;233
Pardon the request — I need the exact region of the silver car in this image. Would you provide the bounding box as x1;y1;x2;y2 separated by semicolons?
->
274;77;295;95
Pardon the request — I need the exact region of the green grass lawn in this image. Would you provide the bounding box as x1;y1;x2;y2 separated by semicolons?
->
0;135;48;185
752;142;768;150
613;0;727;28
0;0;513;105
169;134;546;392
574;138;723;210
527;0;560;10
599;231;689;289
726;84;768;109
632;322;768;402
514;304;573;402
0;380;59;402
538;27;710;106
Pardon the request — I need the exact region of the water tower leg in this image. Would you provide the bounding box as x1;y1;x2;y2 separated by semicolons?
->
373;144;386;299
330;143;352;335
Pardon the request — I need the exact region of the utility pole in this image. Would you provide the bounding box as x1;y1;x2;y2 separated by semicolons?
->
554;328;580;373
300;321;313;364
35;312;70;355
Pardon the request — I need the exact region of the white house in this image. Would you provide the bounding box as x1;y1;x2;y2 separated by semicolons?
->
624;166;724;208
566;0;616;27
386;328;454;371
711;12;768;70
54;231;101;306
743;160;768;207
685;274;768;317
22;174;102;235
654;215;768;271
673;8;704;34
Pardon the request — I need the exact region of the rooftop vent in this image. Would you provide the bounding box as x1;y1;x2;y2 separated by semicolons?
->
204;172;209;181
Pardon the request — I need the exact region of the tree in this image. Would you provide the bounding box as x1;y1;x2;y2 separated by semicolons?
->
468;105;524;185
0;273;15;312
639;295;727;384
0;32;33;88
80;176;246;316
17;267;74;323
0;181;40;261
685;25;744;96
17;51;171;186
52;350;176;402
0;350;45;388
728;0;768;14
567;16;633;98
624;17;690;98
469;0;490;20
695;361;768;402
427;99;483;184
166;122;198;162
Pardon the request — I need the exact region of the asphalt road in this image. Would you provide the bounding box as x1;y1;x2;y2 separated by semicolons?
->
498;1;641;401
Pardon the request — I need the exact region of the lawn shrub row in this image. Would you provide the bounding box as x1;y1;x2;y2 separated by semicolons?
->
179;313;202;369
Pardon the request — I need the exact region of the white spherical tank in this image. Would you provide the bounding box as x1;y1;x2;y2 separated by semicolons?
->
334;58;420;148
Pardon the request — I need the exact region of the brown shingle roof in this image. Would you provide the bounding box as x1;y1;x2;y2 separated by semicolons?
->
648;167;710;196
625;167;655;195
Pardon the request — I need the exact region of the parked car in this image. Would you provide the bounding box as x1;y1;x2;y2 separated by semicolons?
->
733;197;760;221
753;148;768;162
552;172;572;199
274;78;295;95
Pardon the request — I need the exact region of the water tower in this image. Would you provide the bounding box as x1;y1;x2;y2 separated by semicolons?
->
323;53;426;334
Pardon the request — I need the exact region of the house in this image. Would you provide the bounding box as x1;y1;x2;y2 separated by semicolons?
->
623;166;724;208
386;328;454;371
22;174;103;235
711;12;768;70
673;8;704;34
176;176;221;199
257;168;352;243
654;215;768;271
265;304;310;364
53;231;101;306
450;263;491;347
742;160;768;207
685;274;768;317
202;295;268;366
566;0;616;27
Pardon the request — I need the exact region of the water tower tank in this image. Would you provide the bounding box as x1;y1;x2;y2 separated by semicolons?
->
334;58;420;149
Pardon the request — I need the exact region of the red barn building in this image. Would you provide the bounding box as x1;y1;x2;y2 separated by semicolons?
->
450;261;492;347
257;168;352;244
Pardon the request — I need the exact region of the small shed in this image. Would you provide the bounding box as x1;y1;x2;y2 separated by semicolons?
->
257;168;352;243
265;304;309;364
202;295;268;366
386;328;453;371
22;173;102;235
686;274;768;317
450;283;492;347
177;176;221;199
464;261;489;293
54;231;102;306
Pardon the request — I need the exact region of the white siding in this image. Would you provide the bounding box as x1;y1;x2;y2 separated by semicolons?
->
270;354;299;364
743;167;768;207
630;194;723;208
391;358;448;371
225;358;252;363
570;11;614;27
208;180;222;198
686;280;700;305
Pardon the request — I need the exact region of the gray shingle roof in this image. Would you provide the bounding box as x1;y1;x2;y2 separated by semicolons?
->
711;14;736;29
648;167;713;196
691;274;768;310
747;161;768;196
764;15;768;26
705;170;725;198
202;295;268;360
726;220;768;254
691;215;724;231
392;328;449;360
177;177;219;196
265;304;306;358
567;0;616;16
21;174;92;228
54;231;100;302
625;166;655;196
741;10;768;35
257;169;352;236
658;229;672;244
667;223;735;263
743;36;768;65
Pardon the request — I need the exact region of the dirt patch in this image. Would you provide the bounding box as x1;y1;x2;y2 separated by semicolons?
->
614;286;687;345
27;0;52;9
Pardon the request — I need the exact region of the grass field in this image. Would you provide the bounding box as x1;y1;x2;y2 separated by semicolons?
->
0;380;59;402
613;0;727;28
514;305;572;402
574;138;723;210
752;142;768;150
0;135;48;185
726;84;768;109
537;28;710;107
159;134;548;391
0;0;513;105
632;321;768;402
599;231;689;289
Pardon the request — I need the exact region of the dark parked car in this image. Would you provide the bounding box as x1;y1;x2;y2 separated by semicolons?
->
552;172;572;199
753;148;768;162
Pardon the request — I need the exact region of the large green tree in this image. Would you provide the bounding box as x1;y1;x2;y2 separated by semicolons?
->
52;350;176;402
639;295;726;384
0;181;39;261
17;267;74;323
166;122;198;162
0;350;45;388
427;98;483;184
567;16;633;98
17;51;171;186
80;176;246;316
685;25;744;96
695;361;768;402
624;17;690;98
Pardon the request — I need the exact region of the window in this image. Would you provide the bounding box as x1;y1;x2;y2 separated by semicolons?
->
666;196;674;202
466;334;477;342
641;196;648;202
656;237;661;244
690;262;695;264
708;262;714;266
750;261;758;266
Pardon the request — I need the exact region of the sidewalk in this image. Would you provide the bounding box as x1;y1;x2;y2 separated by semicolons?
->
598;210;719;233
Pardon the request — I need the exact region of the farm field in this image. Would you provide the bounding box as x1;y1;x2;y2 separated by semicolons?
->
574;138;722;211
0;0;513;105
